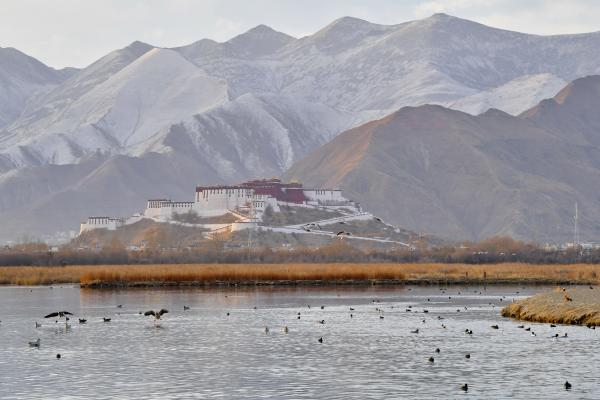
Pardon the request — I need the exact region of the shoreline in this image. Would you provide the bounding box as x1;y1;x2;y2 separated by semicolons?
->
502;287;600;326
2;263;600;288
80;278;598;289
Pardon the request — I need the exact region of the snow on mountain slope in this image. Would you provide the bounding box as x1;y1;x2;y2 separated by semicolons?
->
0;48;228;170
450;74;567;115
141;93;361;180
0;47;76;129
4;14;600;240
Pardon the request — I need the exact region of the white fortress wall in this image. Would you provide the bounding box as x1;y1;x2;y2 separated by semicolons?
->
194;187;253;216
303;189;347;204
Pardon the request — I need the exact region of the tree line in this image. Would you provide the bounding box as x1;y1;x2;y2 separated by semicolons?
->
0;236;599;266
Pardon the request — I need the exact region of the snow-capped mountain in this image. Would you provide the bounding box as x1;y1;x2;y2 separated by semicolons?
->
284;76;600;243
2;13;600;240
0;47;76;129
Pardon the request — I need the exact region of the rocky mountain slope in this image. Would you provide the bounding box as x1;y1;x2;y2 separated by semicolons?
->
285;76;600;243
2;13;600;241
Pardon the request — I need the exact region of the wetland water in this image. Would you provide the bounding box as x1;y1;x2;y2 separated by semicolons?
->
0;285;598;399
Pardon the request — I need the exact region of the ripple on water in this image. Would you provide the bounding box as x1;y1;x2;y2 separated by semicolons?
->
0;285;597;399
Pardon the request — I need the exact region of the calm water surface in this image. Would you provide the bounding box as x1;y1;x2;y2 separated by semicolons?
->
0;285;598;399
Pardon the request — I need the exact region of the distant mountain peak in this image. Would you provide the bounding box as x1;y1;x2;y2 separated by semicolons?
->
226;24;295;56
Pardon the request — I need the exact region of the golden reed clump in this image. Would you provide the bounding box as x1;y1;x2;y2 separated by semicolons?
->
502;287;600;326
0;263;599;286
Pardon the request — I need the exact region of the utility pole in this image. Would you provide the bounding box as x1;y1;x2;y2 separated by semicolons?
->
573;202;580;246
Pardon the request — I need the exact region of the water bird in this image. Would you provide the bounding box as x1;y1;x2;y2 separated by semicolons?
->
563;333;568;338
320;306;325;310
565;381;572;390
79;318;87;324
103;317;111;322
350;314;353;318
466;329;473;335
318;320;325;324
465;354;471;359
550;324;556;327
428;357;434;363
380;316;384;320
318;337;323;343
423;310;429;313
226;312;230;316
491;325;499;329
56;354;61;359
374;217;382;222
117;305;123;308
28;338;41;347
183;306;190;310
349;308;355;311
284;326;288;333
525;327;531;331
435;348;440;353
411;329;419;334
517;325;524;328
264;326;269;334
144;309;169;320
461;384;468;392
44;311;73;319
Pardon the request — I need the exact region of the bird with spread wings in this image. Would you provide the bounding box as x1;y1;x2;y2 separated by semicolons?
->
144;309;169;320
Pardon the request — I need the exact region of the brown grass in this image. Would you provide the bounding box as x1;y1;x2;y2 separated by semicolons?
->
502;287;600;325
1;263;600;287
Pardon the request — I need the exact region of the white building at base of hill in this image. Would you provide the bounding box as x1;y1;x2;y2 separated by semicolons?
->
79;178;357;235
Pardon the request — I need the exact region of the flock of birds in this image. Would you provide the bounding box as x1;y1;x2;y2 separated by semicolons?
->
20;286;585;394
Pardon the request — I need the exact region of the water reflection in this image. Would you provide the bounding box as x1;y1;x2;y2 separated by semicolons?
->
0;285;598;399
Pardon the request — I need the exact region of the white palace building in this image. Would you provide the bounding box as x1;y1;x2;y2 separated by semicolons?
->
79;178;357;234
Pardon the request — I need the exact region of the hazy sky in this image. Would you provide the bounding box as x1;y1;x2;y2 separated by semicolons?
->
2;0;599;68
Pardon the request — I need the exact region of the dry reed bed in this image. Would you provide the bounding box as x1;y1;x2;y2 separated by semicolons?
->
502;287;600;325
1;263;600;287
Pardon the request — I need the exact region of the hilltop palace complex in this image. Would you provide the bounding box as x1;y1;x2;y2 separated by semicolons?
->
79;178;359;234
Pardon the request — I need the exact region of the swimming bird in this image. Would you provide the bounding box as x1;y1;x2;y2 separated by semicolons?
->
79;318;87;324
28;338;40;347
525;327;531;331
461;384;468;392
428;357;434;363
411;329;419;334
565;381;572;390
318;337;323;343
117;304;123;308
435;348;440;353
183;306;190;310
284;326;289;333
103;317;111;322
466;329;473;335
144;309;169;320
517;325;524;328
550;324;556;327
491;325;499;329
465;354;471;359
264;326;269;334
318;320;325;324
